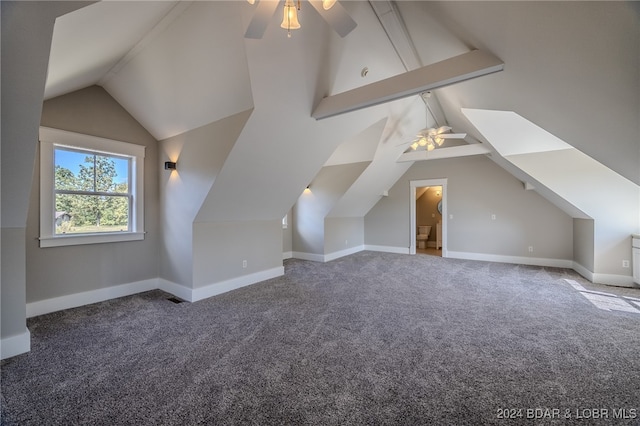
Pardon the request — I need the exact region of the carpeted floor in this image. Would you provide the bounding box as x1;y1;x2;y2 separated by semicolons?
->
2;251;640;425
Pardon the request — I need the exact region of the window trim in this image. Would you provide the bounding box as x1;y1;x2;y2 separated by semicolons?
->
39;127;145;248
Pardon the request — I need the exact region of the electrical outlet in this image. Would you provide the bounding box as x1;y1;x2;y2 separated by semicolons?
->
622;260;630;268
242;260;247;268
449;214;453;220
528;246;534;253
491;214;496;220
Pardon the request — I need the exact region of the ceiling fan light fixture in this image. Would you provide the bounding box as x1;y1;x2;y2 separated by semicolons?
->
281;0;301;37
322;0;337;10
410;142;419;150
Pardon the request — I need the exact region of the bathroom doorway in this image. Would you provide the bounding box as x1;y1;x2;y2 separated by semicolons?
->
409;179;447;256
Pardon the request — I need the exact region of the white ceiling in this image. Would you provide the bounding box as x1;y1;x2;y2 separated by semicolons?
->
43;1;640;220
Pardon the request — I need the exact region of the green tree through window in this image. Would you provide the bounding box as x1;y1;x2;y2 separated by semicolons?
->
54;149;131;234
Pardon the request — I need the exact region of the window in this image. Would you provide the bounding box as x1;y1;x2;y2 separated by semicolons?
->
39;127;145;247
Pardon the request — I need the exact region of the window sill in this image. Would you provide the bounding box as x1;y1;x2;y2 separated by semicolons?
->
39;232;145;248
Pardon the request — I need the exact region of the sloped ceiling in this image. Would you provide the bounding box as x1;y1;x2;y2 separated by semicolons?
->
397;1;640;186
43;1;639;221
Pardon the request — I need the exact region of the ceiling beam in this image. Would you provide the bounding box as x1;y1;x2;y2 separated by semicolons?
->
396;143;491;163
312;49;504;120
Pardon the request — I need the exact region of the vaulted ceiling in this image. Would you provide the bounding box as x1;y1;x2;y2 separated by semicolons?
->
43;1;639;220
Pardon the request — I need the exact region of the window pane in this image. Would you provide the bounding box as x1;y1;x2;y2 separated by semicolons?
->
55;194;130;234
54;149;86;190
96;155;129;193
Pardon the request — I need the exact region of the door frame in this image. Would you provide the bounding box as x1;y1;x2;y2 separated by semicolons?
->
409;178;447;256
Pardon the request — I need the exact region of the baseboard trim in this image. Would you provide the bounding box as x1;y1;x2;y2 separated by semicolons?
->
591;272;636;288
325;245;364;262
157;279;193;302
192;266;284;302
282;251;293;260
26;266;287;319
1;328;31;360
292;251;325;262
446;251;573;268
572;262;594;282
26;278;158;318
364;245;410;255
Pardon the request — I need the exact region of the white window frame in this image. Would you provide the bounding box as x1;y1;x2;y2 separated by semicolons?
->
39;127;145;248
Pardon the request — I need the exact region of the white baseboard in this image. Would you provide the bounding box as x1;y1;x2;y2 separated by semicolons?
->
292;246;365;263
157;279;193;302
26;267;287;320
26;278;158;318
324;245;364;262
572;262;594;282
282;251;293;260
364;245;410;255
1;328;31;360
446;251;573;268
191;266;284;302
292;251;325;262
592;272;636;288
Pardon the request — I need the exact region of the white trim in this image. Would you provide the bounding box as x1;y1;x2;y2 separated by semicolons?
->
1;329;31;360
447;251;573;268
364;244;410;254
282;251;293;260
157;279;193;302
39;127;145;248
25;267;288;319
591;273;636;288
325;245;364;262
572;262;594;282
26;278;157;318
39;232;145;248
570;262;635;288
292;251;326;262
191;267;284;302
410;179;447;256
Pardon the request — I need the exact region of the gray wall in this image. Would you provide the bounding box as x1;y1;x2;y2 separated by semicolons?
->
325;217;364;254
293;162;369;256
159;110;250;288
365;155;573;260
573;218;595;272
192;220;282;287
283;208;293;255
1;1;94;350
26;86;159;302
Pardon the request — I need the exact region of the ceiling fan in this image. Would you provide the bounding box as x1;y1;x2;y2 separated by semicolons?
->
399;91;466;152
407;126;467;152
244;0;357;39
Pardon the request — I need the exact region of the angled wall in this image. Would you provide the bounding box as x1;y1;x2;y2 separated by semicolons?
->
365;155;574;265
158;109;251;293
463;108;640;286
1;0;96;359
293;162;370;261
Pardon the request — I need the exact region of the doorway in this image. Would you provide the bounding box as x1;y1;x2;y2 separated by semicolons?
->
410;179;447;256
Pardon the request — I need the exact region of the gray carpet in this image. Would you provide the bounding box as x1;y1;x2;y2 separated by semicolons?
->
2;251;640;425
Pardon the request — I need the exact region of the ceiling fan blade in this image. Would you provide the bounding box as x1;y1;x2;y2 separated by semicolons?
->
439;133;467;139
308;0;357;38
244;0;280;39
